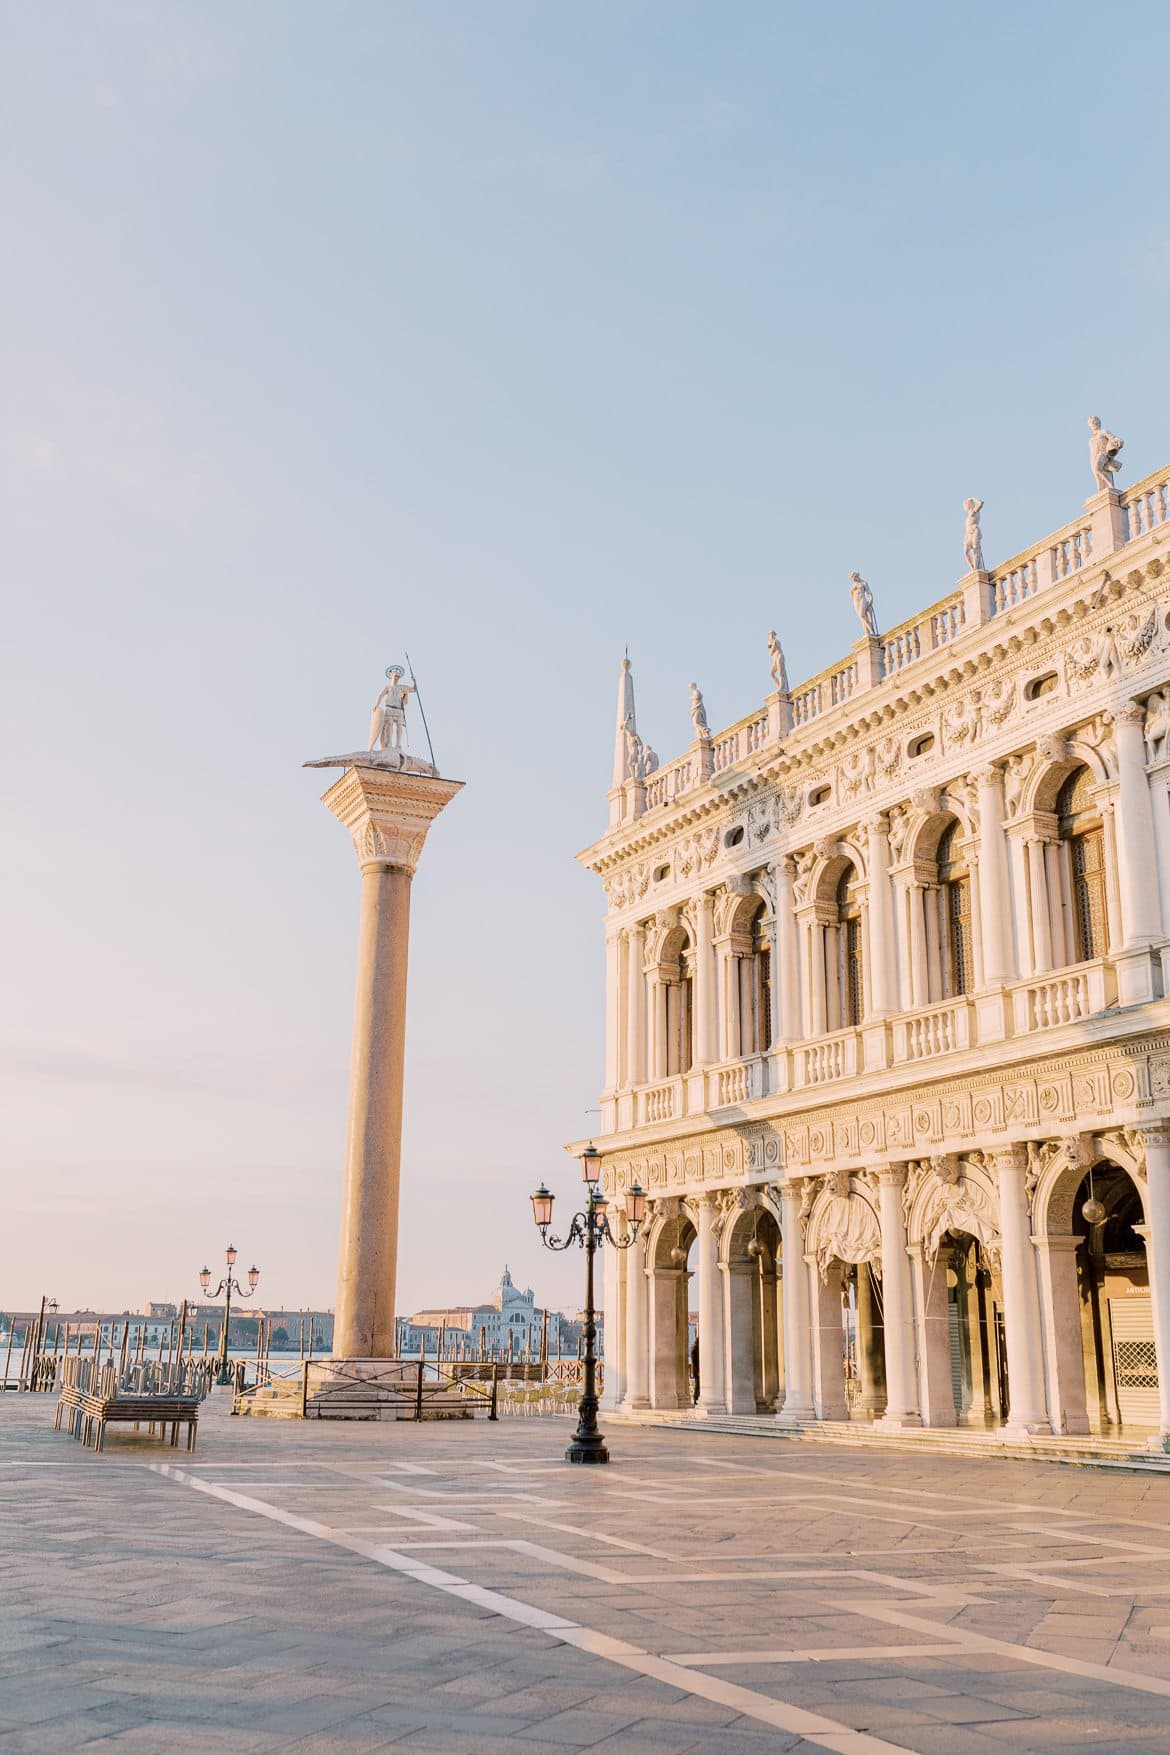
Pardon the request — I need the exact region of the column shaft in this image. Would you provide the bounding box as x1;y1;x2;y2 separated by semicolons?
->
996;1150;1050;1432
1115;704;1163;946
1140;1129;1170;1441
696;1197;725;1412
875;1168;921;1427
865;817;895;1014
694;894;717;1066
626;925;646;1086
1026;839;1054;973
335;863;412;1358
622;1235;649;1408
976;766;1015;983
778;1184;815;1419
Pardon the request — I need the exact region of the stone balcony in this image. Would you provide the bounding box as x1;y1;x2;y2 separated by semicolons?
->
606;950;1159;1137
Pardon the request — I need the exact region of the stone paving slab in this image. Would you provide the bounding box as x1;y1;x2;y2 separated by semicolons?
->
7;1395;1170;1751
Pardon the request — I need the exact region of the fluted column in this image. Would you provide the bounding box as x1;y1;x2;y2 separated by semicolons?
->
622;1229;649;1409
1138;1125;1170;1443
650;975;668;1080
864;816;895;1015
695;1195;726;1413
777;1181;815;1420
1115;703;1163;947
975;765;1015;983
995;1146;1051;1433
625;923;646;1086
874;1166;921;1428
694;892;717;1065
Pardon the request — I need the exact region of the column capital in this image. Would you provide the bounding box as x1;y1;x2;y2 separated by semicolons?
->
317;763;464;873
1135;1122;1170;1153
972;762;1004;788
993;1144;1029;1175
876;1164;908;1188
1117;700;1146;728
861;812;889;839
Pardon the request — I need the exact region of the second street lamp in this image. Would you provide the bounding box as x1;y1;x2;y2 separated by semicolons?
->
531;1146;646;1465
198;1246;260;1386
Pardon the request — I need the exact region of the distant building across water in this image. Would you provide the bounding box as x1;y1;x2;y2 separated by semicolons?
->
397;1266;588;1359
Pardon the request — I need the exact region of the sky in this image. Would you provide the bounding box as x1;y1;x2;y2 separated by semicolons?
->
2;1;1168;1319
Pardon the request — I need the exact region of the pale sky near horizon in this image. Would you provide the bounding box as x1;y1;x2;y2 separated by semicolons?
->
2;2;1168;1319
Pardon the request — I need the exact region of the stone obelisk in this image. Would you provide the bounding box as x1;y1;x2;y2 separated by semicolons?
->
306;666;461;1358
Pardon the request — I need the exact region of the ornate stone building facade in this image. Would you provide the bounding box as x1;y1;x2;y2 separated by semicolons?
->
580;439;1170;1445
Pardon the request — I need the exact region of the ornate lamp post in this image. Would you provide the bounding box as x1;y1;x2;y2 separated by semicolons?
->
530;1146;646;1464
199;1247;260;1385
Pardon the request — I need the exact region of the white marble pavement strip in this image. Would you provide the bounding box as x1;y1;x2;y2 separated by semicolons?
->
148;1462;905;1754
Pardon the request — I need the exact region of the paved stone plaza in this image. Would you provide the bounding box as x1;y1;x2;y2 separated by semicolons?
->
6;1398;1170;1752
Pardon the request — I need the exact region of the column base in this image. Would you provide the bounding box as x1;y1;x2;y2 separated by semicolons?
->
692;1403;729;1419
565;1431;610;1465
998;1420;1052;1440
775;1403;815;1426
619;1396;649;1413
1147;1433;1170;1454
874;1411;923;1432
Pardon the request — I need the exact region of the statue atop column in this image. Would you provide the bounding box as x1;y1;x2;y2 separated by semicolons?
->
767;629;790;694
369;665;416;756
962;498;985;573
849;572;879;640
690;683;710;739
1088;415;1124;492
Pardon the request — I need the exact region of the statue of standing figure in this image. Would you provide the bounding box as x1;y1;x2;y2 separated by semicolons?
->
849;572;879;640
368;664;416;755
1088;415;1124;492
963;498;985;573
689;683;710;739
767;629;790;694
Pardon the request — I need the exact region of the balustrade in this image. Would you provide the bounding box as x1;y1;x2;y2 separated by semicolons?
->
641;1080;676;1124
931;599;965;646
882;625;922;675
1050;525;1092;580
796;1029;857;1089
893;998;971;1063
992;557;1038;615
1124;474;1170;538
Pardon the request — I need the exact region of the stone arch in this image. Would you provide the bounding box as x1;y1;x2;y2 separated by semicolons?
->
905;1154;1001;1265
1026;743;1111;817
805;1175;882;1280
904;805;975;870
811;843;867;907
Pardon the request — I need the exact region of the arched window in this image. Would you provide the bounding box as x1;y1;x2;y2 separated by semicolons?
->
835;865;864;1028
937;821;973;998
1058;766;1108;962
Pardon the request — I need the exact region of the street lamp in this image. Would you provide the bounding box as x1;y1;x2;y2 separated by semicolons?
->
198;1247;260;1385
530;1147;646;1465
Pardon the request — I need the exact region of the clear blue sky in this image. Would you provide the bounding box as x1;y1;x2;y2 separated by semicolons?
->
2;2;1166;1316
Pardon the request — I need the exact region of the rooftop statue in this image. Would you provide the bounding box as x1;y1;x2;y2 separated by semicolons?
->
368;665;417;757
690;683;710;739
1088;415;1124;492
963;498;985;573
767;629;790;694
849;572;879;641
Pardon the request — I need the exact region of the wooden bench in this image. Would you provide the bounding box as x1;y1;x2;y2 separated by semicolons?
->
56;1387;200;1452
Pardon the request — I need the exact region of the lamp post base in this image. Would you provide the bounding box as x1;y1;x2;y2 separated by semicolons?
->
565;1429;610;1465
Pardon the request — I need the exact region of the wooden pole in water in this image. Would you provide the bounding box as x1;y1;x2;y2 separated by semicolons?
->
2;1319;14;1392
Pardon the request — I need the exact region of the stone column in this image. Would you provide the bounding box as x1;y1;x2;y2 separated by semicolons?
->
1138;1125;1170;1445
810;1261;848;1420
775;858;800;1042
906;881;929;1009
875;1167;922;1428
695;1195;726;1413
777;1182;815;1420
1025;838;1054;974
995;1147;1051;1434
1032;1233;1090;1436
853;1264;885;1418
975;765;1015;983
626;923;646;1087
864;816;896;1015
909;1242;956;1426
622;1230;649;1409
1115;703;1163;948
694;892;717;1066
600;1207;627;1410
650;975;668;1080
604;932;622;1094
316;762;463;1359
